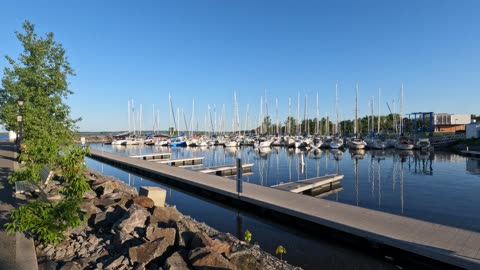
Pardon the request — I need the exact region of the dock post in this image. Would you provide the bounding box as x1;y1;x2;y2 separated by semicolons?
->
236;158;243;198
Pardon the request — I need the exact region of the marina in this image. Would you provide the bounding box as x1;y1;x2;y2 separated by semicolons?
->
89;146;480;269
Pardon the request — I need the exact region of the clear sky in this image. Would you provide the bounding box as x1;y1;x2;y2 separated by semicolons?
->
1;0;479;132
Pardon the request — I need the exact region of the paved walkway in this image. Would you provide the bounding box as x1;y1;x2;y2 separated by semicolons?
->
0;141;37;270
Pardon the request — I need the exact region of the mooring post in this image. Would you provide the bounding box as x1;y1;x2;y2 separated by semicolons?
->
236;157;243;198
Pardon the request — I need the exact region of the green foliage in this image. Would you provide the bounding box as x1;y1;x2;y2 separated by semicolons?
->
58;145;91;198
1;21;88;245
244;229;252;243
5;198;83;244
275;245;287;260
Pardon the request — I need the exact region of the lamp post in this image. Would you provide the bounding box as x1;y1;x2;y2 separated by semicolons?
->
17;98;24;152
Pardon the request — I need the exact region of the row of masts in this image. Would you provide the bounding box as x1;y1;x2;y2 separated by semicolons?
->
127;83;407;139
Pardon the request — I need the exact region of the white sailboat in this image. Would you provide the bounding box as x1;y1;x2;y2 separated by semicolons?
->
329;81;344;149
348;81;367;149
395;83;415;150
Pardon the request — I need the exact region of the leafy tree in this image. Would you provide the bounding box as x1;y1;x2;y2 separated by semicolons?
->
0;20;79;171
2;20;89;244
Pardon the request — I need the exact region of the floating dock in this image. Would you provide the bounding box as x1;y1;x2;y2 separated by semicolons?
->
89;149;480;269
130;153;172;160
460;150;480;158
193;163;254;176
156;157;204;166
272;174;344;194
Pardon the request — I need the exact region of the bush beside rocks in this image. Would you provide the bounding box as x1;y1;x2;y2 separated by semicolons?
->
36;168;302;270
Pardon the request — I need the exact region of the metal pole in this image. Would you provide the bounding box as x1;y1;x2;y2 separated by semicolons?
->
236;158;243;198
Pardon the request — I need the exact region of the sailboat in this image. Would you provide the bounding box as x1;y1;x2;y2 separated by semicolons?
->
395;83;415;150
348;82;367;149
329;81;344;149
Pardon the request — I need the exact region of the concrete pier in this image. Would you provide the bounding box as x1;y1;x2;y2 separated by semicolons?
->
89;148;480;269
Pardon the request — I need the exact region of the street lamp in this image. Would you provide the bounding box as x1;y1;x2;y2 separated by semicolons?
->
17;98;24;151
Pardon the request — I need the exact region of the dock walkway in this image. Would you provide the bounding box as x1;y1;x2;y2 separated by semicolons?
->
89;149;480;269
272;174;343;193
193;163;254;176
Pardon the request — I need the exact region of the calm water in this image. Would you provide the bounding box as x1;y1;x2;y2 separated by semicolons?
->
86;143;480;269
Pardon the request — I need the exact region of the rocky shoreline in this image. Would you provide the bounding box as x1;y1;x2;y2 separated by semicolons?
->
35;168;302;270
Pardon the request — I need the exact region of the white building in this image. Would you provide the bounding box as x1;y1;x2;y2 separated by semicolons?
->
466;120;480;139
434;113;471;125
434;113;471;133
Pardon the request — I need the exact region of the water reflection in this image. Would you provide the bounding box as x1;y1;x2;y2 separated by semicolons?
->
89;143;480;232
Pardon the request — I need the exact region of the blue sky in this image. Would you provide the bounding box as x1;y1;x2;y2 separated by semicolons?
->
1;0;479;132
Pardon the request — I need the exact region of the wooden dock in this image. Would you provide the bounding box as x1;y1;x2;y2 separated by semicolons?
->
272;174;344;194
193;163;254;176
89;149;480;269
156;157;204;166
130;153;172;160
461;150;480;158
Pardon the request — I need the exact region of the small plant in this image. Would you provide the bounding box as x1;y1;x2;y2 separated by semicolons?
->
244;229;252;243
275;245;287;260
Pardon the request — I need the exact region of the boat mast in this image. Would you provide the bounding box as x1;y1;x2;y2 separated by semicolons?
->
335;81;339;136
400;83;404;135
355;81;358;137
288;98;291;135
297;92;300;135
316;92;319;135
275;97;279;134
128;100;131;134
378;88;381;135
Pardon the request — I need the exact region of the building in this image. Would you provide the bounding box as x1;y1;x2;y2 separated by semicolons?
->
466;120;480;139
434;113;471;133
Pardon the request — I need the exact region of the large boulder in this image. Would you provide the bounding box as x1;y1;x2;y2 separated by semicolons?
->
188;247;237;270
229;250;262;270
145;226;176;242
113;204;150;235
129;228;176;265
131;196;155;209
163;249;191;270
94;206;127;230
149;206;180;227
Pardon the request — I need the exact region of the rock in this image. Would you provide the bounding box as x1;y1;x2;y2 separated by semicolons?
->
133;262;146;270
38;260;58;270
129;228;176;265
59;260;83;270
43;245;55;257
188;247;237;270
54;248;66;260
149;206;180;227
190;231;212;249
83;189;97;199
105;255;125;270
80;199;102;221
131;196;155;209
209;238;232;258
176;218;200;249
87;234;101;246
163;250;191;270
94;205;127;230
95;191;132;209
94;180;121;196
146;225;177;242
229;251;262;270
114;204;150;235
